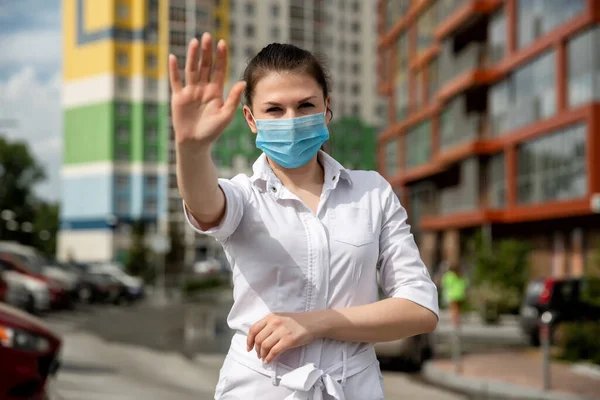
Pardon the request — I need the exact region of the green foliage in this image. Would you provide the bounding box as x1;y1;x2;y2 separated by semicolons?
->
124;221;149;277
32;202;59;257
328;116;377;170
558;322;600;366
182;274;227;295
581;240;600;307
468;229;532;320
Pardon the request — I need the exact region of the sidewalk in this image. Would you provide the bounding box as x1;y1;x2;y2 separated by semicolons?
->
423;350;600;400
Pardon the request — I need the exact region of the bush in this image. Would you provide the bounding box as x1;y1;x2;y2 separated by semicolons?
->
468;230;532;323
557;322;600;365
182;274;227;295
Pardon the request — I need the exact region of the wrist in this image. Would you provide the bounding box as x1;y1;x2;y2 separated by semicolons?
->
176;140;213;158
309;309;336;339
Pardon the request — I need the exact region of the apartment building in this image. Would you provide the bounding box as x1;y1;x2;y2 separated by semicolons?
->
377;0;600;277
58;0;169;263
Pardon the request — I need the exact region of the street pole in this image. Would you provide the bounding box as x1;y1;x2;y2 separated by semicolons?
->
541;311;553;391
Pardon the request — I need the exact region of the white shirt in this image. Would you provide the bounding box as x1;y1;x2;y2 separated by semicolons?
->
185;151;438;399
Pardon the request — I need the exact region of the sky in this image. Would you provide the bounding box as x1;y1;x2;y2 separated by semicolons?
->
0;0;62;201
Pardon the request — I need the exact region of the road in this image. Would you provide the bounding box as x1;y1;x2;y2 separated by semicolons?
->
43;297;470;399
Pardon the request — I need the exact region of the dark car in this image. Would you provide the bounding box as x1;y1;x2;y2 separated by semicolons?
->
0;303;62;400
519;277;600;346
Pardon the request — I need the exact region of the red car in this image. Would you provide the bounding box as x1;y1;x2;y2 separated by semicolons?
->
0;303;61;399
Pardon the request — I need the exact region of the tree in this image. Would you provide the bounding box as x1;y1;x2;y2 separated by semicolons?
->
124;221;149;277
32;201;59;257
0;137;46;246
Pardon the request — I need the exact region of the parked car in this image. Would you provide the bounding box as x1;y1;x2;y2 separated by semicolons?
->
520;277;600;346
0;268;29;310
373;278;434;371
0;252;67;310
0;303;62;400
87;264;145;303
0;257;50;314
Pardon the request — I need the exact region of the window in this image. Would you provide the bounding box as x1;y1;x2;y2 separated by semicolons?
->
405;121;431;168
385;140;398;176
517;0;585;48
245;46;255;58
567;26;600;107
385;0;410;31
351;83;361;95
215;17;222;30
146;127;157;142
416;3;437;55
395;75;408;121
517;124;587;204
146;54;157;69
271;3;280;17
117;3;129;19
117;76;129;90
271;26;280;39
245;2;254;15
116;175;129;189
117;52;128;66
146;79;157;91
117;127;129;143
145;147;158;162
427;58;439;100
351;22;360;33
489;10;505;64
117;103;130;117
351;104;360;116
116;149;129;161
144;198;158;214
245;24;255;37
145;104;158;119
145;175;158;189
489;51;555;136
229;21;236;34
291;6;304;19
117;198;129;215
439;96;480;149
352;63;360;74
488;153;505;208
351;42;360;53
352;1;360;12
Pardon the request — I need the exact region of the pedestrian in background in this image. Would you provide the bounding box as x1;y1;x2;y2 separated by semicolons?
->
169;32;439;400
441;260;467;329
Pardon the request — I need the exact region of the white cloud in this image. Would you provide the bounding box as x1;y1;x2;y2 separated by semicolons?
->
0;29;61;67
0;67;62;202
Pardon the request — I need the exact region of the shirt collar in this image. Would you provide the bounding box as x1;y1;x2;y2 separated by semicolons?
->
250;151;353;190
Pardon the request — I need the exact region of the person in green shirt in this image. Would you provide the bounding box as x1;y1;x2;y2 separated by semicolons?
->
441;260;467;329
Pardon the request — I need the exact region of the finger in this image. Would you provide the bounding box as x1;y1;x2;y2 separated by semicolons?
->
197;32;213;84
222;81;247;115
185;38;200;85
247;318;268;351
168;54;182;93
264;339;289;365
260;331;280;360
254;326;276;358
211;39;227;89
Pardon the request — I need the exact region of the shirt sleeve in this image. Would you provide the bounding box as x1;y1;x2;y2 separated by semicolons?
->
183;177;247;242
376;175;439;319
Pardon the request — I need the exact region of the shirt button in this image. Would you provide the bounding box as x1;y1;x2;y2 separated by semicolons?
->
332;176;336;181
271;187;277;193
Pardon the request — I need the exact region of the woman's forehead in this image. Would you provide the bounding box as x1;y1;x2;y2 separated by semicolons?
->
253;72;323;102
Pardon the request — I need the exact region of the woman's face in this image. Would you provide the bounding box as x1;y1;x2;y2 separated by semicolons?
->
243;71;330;134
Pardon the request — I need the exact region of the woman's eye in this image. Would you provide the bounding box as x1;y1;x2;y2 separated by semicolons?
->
266;107;282;112
299;102;315;108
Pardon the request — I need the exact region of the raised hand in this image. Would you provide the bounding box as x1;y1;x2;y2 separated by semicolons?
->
169;33;246;147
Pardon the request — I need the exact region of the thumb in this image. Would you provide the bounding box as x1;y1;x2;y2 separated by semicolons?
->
222;81;247;115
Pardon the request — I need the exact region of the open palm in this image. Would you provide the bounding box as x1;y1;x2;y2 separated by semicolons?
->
169;33;246;147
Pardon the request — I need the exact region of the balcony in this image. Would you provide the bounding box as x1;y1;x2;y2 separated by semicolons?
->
435;0;502;40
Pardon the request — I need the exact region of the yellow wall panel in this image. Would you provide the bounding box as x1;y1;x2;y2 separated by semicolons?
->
84;0;115;31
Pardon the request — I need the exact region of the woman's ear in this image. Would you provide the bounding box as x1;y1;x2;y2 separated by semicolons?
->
325;97;332;124
243;105;258;134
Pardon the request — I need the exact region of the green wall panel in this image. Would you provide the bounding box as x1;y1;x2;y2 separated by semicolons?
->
64;102;114;164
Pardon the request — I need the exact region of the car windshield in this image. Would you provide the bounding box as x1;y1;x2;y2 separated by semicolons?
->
7;252;46;274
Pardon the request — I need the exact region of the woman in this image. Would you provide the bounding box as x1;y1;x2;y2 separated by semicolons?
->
170;33;439;400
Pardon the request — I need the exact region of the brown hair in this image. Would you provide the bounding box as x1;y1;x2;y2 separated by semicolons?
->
242;43;334;153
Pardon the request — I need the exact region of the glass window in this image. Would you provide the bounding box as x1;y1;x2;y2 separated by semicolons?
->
385;139;399;176
488;153;505;208
385;0;410;31
271;4;280;17
440;95;480;149
428;58;439;100
245;2;254;15
117;3;129;20
489;10;505;64
517;0;585;48
271;26;280;39
416;3;437;55
117;52;128;66
567;26;600;107
517;124;587;204
245;24;255;37
146;54;157;69
405;121;431;168
395;75;408;122
490;50;555;136
117;127;129;143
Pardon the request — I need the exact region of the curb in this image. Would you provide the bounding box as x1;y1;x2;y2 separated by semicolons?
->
422;362;593;400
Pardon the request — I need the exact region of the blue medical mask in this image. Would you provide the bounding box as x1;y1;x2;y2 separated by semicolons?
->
252;111;330;169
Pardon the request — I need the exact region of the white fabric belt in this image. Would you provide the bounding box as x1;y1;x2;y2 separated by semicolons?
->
228;333;377;400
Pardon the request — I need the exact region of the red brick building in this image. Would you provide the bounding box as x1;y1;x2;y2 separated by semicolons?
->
376;0;600;277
